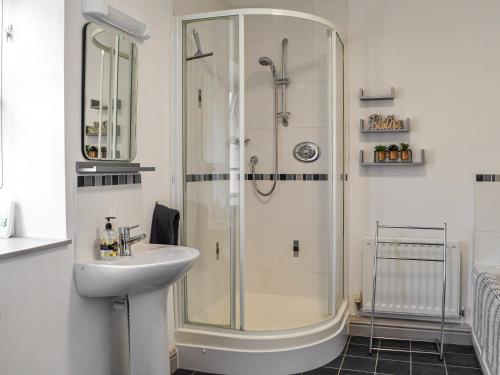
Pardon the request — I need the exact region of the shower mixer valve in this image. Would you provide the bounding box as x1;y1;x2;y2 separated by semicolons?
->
278;112;290;127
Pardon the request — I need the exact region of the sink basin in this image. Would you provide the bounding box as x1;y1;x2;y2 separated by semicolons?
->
74;244;199;297
73;244;199;375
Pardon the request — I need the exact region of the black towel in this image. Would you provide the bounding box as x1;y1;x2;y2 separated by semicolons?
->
150;203;180;245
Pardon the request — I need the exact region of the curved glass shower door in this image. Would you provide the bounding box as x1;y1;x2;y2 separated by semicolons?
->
242;14;342;331
180;10;344;333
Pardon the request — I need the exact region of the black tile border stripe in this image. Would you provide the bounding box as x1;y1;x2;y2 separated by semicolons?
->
185;173;328;183
77;173;141;188
476;174;500;182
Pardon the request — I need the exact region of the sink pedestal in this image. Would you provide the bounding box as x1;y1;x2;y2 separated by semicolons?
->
129;287;170;375
74;245;199;375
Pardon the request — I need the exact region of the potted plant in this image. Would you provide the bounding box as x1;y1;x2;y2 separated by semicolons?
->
388;144;399;161
374;145;387;162
400;142;412;162
100;146;107;159
86;145;98;158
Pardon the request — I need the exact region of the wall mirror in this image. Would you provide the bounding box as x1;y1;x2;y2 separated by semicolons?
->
82;22;138;161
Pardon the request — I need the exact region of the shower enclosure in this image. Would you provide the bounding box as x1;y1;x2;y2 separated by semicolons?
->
172;9;346;374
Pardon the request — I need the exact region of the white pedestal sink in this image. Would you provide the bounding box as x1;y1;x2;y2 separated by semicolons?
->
74;244;199;375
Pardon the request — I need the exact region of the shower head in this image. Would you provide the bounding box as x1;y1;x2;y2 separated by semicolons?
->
258;56;278;81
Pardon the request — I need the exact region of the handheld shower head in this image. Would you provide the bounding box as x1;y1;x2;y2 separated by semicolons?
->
258;56;278;81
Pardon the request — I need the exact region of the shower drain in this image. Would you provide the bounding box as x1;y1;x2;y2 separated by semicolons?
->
293;142;321;163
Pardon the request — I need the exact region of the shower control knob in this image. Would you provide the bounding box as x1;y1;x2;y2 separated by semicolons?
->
250;156;259;165
293;142;321;163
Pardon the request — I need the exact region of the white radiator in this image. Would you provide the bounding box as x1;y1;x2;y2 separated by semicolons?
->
362;237;461;319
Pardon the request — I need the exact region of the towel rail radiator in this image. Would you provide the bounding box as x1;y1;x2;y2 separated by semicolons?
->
369;221;448;360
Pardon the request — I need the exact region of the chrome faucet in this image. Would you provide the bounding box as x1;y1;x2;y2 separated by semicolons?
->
118;224;147;256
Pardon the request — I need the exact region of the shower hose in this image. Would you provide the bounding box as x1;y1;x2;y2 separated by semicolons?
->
250;86;279;196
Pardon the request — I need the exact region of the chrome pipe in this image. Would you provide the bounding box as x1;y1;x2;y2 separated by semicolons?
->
440;222;447;360
377;241;445;246
369;221;380;355
281;38;288;126
378;225;445;230
376;256;444;262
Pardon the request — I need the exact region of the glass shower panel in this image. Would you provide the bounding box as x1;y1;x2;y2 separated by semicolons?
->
183;17;239;327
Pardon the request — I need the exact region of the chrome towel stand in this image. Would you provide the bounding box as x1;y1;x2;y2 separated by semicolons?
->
369;221;448;360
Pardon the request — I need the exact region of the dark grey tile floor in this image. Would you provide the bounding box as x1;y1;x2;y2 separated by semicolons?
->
173;335;483;375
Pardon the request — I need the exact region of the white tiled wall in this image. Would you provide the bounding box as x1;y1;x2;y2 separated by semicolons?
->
474;182;500;265
75;185;143;261
244;15;332;302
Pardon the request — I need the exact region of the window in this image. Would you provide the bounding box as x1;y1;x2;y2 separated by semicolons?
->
0;0;4;188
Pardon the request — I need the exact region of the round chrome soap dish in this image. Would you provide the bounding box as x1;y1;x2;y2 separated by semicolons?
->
293;142;320;163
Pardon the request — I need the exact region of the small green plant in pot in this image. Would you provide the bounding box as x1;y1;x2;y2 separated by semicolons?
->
400;142;411;162
86;145;98;158
388;144;399;161
374;145;388;162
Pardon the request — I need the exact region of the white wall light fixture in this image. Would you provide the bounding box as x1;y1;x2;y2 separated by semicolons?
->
81;0;150;42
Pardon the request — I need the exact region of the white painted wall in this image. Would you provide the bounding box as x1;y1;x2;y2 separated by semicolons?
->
0;0;66;239
65;0;173;366
0;0;118;373
0;0;172;373
346;0;500;324
173;0;230;15
0;244;122;375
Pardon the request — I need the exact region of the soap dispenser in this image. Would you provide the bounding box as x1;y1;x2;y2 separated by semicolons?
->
100;216;119;260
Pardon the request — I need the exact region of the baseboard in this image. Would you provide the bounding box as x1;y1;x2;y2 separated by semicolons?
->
349;315;472;345
170;349;178;374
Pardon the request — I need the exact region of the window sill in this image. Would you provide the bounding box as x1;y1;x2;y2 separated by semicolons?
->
0;237;72;260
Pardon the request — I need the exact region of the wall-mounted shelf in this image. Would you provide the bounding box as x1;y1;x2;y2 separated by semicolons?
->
90;99;122;111
76;161;155;174
359;87;395;101
360;149;425;166
85;125;121;137
360;118;410;133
